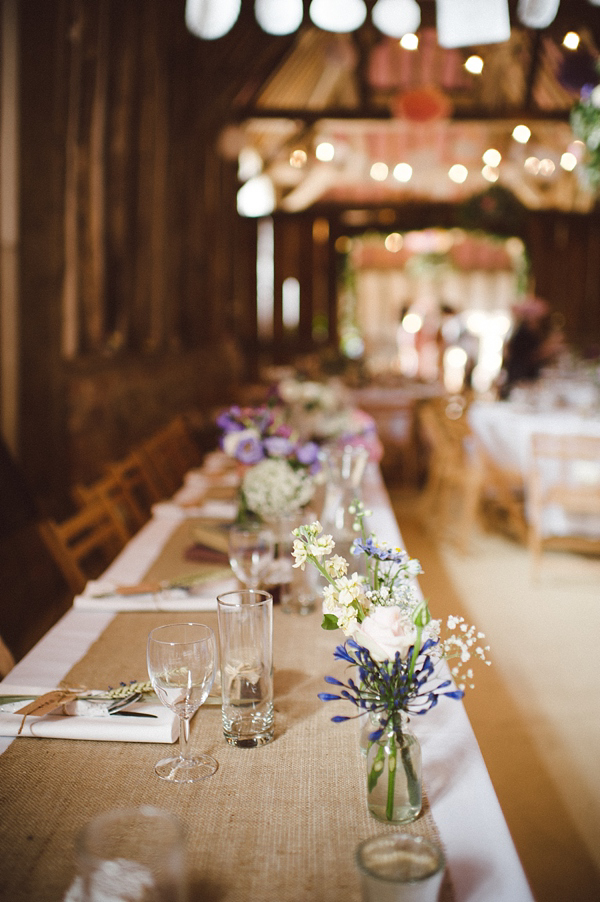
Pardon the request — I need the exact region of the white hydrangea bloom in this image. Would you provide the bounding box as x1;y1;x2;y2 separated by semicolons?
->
242;458;314;521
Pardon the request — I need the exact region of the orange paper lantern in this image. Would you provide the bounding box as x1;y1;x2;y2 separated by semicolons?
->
393;86;453;122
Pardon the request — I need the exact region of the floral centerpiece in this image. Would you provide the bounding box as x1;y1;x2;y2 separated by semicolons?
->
275;376;383;461
276;377;353;442
292;505;490;824
216;404;320;522
570;77;600;192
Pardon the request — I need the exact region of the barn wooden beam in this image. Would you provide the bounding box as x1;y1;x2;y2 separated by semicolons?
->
230;106;571;124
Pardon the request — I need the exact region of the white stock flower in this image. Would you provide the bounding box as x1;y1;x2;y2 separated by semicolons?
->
292;539;308;568
337;607;360;635
336;575;364;608
325;554;348;578
309;534;335;558
591;85;600;109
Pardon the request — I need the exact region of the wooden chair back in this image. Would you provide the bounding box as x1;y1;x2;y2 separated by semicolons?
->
139;416;201;497
0;635;15;678
417;400;484;552
106;450;163;523
528;432;600;572
72;472;144;536
38;500;129;596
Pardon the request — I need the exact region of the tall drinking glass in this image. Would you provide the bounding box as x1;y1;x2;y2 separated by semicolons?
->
228;523;275;589
76;806;186;902
217;589;274;747
147;622;217;782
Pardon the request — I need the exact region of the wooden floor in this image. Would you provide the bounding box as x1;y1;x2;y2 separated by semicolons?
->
387;483;600;902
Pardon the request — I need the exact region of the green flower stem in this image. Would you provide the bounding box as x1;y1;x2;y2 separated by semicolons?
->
401;739;421;809
368;743;385;792
407;623;423;683
304;554;337;586
386;734;397;821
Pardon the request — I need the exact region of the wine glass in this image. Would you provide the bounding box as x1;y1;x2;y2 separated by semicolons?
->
147;622;218;783
228;523;275;589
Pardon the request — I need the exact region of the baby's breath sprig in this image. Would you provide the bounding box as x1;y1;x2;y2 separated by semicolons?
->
441;615;491;691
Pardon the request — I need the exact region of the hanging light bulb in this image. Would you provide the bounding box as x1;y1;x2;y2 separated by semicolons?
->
237;175;276;217
517;0;559;28
309;0;367;33
255;0;303;35
372;0;421;38
185;0;241;39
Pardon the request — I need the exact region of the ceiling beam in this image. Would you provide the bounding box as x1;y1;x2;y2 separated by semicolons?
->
231;106;571;124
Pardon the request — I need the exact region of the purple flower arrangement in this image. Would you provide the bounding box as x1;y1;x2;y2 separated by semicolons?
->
216;405;321;472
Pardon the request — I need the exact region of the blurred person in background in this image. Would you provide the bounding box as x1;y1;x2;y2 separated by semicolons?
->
498;296;565;399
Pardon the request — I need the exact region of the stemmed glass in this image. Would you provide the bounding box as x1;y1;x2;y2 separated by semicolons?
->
228;523;275;589
147;622;218;783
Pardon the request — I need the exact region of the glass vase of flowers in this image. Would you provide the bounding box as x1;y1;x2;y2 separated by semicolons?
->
292;506;490;824
361;710;421;824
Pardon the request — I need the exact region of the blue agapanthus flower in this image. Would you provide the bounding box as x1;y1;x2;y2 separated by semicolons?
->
318;638;464;737
351;537;410;564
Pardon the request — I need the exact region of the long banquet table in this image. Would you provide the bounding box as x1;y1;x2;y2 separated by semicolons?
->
0;463;534;902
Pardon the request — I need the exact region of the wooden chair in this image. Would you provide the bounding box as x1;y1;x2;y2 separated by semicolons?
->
528;432;600;575
139;415;202;498
72;472;144;537
477;452;528;544
357;397;420;486
38;500;130;595
417;400;484;553
168;414;203;472
106;449;164;524
0;635;15;678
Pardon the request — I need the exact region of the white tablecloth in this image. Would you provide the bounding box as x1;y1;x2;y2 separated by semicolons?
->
469;400;600;537
469;400;600;476
0;463;533;902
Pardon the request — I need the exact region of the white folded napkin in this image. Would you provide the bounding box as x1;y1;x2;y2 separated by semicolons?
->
74;577;237;612
0;685;178;743
151;500;238;520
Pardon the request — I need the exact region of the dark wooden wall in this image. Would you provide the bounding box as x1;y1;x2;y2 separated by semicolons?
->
17;0;260;513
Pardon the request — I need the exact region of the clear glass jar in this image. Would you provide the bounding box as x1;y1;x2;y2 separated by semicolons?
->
265;513;317;614
360;711;422;824
319;444;369;565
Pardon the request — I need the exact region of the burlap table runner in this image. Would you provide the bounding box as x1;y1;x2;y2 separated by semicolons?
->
0;521;456;901
143;517;231;586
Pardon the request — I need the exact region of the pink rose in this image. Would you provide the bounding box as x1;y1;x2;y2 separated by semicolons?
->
356;606;416;663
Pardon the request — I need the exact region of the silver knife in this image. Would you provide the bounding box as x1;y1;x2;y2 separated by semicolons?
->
110;710;158;718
